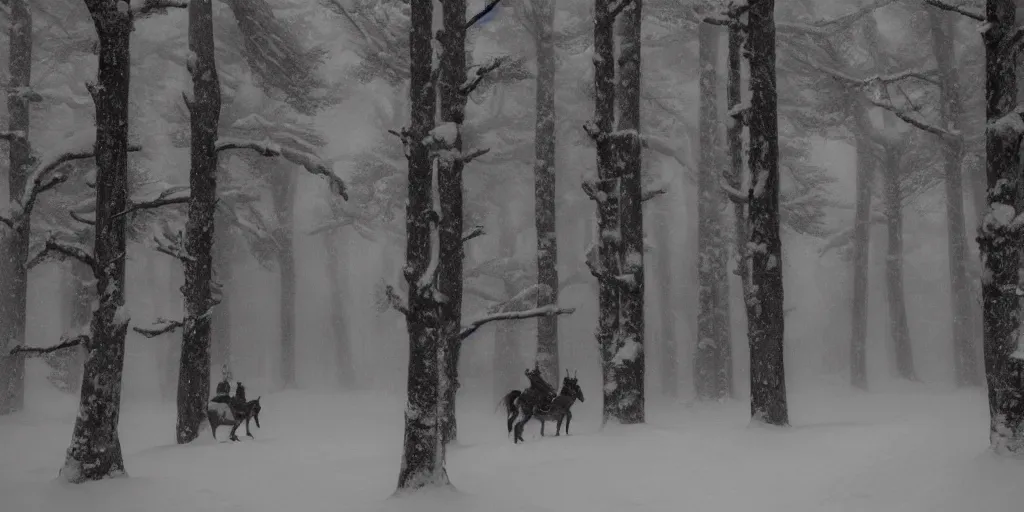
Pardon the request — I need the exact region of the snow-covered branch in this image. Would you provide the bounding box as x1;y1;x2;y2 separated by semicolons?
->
720;177;747;204
462;225;485;243
133;318;185;338
922;0;983;22
987;107;1024;141
112;185;190;219
216;138;349;200
641;187;667;202
384;284;409;316
461;57;507;95
608;0;636;19
132;0;188;17
465;0;503;29
459;305;575;341
27;236;98;275
9;334;89;357
869;99;960;141
461;147;490;164
150;227;192;263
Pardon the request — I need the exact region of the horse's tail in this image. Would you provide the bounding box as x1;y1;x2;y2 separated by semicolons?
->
498;390;521;416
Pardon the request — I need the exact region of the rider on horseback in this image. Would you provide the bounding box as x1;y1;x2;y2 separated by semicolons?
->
523;366;557;413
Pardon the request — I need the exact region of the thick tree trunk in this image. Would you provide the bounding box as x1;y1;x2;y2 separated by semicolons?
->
396;0;447;490
176;0;222;445
437;0;468;446
979;0;1024;454
0;0;32;416
611;0;645;425
695;21;723;401
323;233;354;388
211;212;233;379
882;143;915;381
592;0;621;425
269;168;298;388
532;0;560;388
745;0;788;426
62;4;132;482
929;9;980;387
849;128;872;390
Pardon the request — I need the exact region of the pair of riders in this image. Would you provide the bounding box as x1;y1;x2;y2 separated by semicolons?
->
521;367;558;413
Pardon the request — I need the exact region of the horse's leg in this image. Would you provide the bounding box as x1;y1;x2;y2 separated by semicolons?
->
565;410;572;435
540;419;546;437
229;420;241;441
514;411;532;444
245;416;253;438
555;414;563;436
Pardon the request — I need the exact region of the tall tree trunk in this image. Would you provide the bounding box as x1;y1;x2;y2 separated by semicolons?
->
211;212;233;380
654;204;677;397
727;22;755;380
979;0;1024;454
176;0;222;445
881;141;916;381
0;0;32;416
396;0;447;490
929;8;979;387
745;0;788;426
849;124;872;390
323;233;355;388
437;0;468;446
269;167;298;388
532;0;560;388
695;21;723;401
591;0;621;425
62;2;132;482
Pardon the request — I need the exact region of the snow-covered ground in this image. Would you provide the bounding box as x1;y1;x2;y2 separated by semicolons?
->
1;376;1021;512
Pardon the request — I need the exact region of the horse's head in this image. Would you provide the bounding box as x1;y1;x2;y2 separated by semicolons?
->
561;370;583;402
251;397;262;429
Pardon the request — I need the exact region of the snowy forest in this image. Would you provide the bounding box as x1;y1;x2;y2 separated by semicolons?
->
0;0;1022;510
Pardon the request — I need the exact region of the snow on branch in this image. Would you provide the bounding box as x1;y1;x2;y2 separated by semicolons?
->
112;185;190;219
9;334;89;357
382;284;409;316
150;226;192;263
459;305;575;341
608;0;636;19
869;99;960;141
132;0;188;17
465;0;503;29
133;318;185;338
462;225;485;243
720;177;748;204
27;235;98;275
641;187;667;202
922;0;984;22
461;57;508;96
216;138;349;200
987;107;1024;141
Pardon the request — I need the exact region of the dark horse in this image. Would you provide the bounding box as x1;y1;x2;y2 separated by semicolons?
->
510;371;584;444
208;381;262;441
500;367;557;435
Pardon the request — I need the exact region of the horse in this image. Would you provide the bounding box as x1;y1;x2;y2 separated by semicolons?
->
511;371;584;444
208;396;262;442
499;367;557;435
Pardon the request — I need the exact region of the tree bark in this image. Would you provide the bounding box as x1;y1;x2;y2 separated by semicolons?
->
592;0;621;426
437;0;468;446
0;0;32;416
323;233;355;388
881;141;916;381
979;0;1024;454
695;21;723;401
532;0;560;388
176;0;222;445
62;1;132;482
928;8;980;387
211;211;233;379
745;0;788;426
396;0;447;490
